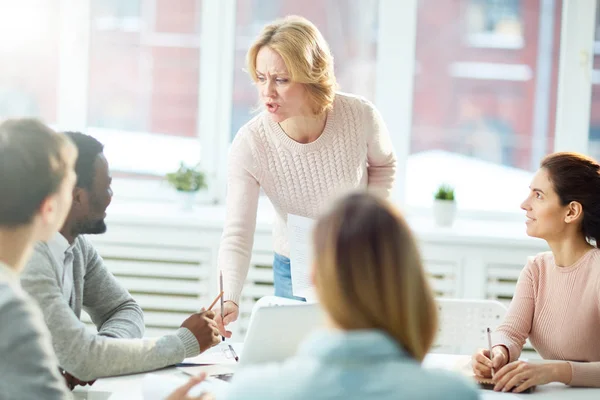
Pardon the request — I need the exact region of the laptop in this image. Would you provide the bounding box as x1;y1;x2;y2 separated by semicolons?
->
238;296;325;367
178;296;325;382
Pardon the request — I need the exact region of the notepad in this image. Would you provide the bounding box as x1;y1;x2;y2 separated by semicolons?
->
474;376;536;394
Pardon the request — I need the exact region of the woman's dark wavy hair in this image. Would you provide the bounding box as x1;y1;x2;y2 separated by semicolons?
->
541;152;600;244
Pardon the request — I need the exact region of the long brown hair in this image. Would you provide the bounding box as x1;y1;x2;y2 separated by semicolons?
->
313;192;437;361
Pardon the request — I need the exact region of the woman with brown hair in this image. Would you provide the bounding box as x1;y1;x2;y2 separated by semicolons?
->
473;152;600;392
222;192;477;400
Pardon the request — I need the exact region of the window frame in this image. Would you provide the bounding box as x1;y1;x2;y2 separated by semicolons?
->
56;0;235;205
379;0;596;220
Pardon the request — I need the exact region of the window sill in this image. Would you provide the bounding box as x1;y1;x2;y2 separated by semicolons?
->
87;127;202;177
104;197;545;249
465;33;524;49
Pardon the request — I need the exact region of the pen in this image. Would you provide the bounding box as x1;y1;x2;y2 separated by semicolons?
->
220;270;225;341
486;327;494;378
207;291;223;311
228;344;239;362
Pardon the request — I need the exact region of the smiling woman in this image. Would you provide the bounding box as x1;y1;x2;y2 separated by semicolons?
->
472;152;600;391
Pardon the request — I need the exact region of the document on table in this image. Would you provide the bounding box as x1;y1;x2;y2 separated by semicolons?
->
180;342;242;365
287;214;316;298
141;373;229;399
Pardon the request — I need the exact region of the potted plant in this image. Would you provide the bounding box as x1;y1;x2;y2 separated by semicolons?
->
433;184;456;227
165;162;207;210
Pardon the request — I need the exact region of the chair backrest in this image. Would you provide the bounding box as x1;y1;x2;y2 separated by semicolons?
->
432;298;507;355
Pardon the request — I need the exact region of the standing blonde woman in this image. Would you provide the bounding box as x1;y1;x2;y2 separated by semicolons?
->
220;192;478;399
216;16;396;336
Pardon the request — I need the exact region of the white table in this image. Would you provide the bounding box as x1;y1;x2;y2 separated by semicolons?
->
74;353;600;400
73;367;187;400
422;354;599;399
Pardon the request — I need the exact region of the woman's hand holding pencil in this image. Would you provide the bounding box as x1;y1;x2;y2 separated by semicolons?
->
214;271;237;339
472;345;509;379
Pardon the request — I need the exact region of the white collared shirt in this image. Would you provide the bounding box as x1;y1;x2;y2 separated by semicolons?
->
46;233;75;305
0;261;18;283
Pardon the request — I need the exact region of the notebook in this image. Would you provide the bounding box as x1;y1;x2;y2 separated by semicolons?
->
454;357;536;394
423;354;536;394
474;376;536;394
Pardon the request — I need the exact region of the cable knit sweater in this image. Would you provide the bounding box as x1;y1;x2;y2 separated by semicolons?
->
219;93;396;304
494;249;600;387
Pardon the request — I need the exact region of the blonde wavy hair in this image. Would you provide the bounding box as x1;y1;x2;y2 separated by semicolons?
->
312;192;438;361
246;15;338;115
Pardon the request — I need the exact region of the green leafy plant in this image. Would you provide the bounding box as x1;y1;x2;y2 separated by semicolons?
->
165;162;207;192
434;184;455;201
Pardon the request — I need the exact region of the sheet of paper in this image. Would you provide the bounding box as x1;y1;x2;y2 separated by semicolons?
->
181;342;243;365
287;213;316;297
141;373;229;400
177;364;236;378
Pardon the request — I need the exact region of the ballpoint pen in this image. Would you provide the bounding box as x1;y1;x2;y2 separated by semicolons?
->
220;270;225;341
228;343;239;362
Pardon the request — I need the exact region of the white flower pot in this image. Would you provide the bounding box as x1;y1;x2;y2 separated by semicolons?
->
177;191;197;211
433;200;456;227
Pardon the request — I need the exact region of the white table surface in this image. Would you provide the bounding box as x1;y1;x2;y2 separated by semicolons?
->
74;353;600;400
422;354;599;399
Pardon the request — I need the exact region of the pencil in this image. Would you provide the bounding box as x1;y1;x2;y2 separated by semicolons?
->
486;327;494;378
207;291;224;311
220;271;225;342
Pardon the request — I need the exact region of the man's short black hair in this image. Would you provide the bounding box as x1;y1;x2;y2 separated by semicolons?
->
63;132;104;190
0;119;69;226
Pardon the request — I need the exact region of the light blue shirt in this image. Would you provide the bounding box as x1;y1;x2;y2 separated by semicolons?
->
224;329;479;400
46;233;75;305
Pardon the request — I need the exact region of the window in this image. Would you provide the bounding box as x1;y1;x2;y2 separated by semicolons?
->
404;0;562;214
230;0;380;139
87;0;203;177
589;3;600;160
2;0;595;213
465;0;524;48
0;0;60;123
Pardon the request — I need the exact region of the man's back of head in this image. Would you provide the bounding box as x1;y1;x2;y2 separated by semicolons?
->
0;119;77;268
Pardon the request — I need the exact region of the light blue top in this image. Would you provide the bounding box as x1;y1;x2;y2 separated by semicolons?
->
223;329;479;400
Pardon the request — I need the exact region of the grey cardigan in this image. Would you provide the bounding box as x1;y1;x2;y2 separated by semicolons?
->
20;236;199;381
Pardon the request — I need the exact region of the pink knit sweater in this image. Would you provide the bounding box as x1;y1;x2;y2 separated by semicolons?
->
494;249;600;387
218;93;396;304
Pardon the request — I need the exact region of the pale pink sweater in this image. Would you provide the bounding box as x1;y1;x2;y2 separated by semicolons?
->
218;93;396;304
494;249;600;387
